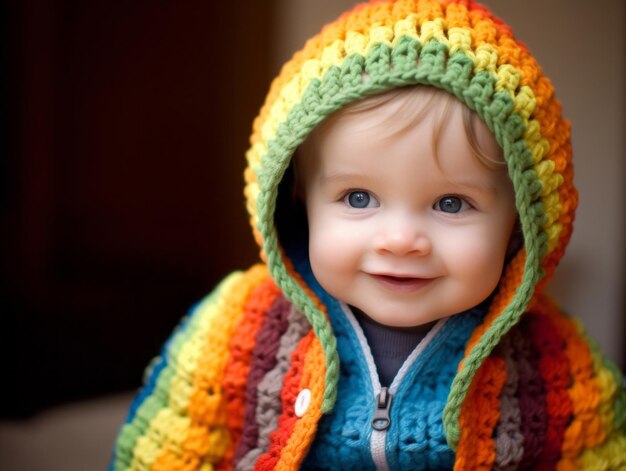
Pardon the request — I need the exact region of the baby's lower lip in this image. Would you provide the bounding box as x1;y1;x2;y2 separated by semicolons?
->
369;274;434;292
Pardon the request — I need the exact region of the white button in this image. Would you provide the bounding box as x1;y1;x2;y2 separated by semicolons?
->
295;388;311;417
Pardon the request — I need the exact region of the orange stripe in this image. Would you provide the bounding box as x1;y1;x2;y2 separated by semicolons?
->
220;278;282;468
455;355;507;470
275;336;326;469
153;265;269;470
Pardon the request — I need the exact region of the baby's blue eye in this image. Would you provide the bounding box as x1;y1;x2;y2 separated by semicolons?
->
436;196;465;213
346;191;376;208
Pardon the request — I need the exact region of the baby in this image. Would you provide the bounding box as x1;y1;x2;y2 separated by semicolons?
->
110;1;626;469
294;86;519;389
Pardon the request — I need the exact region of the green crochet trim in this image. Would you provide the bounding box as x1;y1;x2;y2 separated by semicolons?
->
256;36;547;438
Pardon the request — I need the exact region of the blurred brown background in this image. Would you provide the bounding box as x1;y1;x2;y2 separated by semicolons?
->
1;0;624;469
2;0;269;417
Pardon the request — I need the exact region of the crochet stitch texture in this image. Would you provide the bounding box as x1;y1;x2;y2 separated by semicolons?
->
111;0;626;469
244;0;574;440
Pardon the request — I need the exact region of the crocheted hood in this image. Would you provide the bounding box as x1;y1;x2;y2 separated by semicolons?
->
243;0;576;450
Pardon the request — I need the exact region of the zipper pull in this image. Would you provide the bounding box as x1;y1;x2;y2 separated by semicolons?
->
371;387;393;431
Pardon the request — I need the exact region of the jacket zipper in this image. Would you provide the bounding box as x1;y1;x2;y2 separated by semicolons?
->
370;387;393;470
372;387;393;431
340;304;448;471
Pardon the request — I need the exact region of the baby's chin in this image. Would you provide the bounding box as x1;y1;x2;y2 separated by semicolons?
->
349;305;444;329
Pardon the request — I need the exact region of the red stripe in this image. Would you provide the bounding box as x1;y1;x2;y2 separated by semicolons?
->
234;294;293;463
218;277;280;469
525;312;573;469
253;331;315;470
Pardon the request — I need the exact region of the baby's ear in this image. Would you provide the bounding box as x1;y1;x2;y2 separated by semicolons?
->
505;219;523;261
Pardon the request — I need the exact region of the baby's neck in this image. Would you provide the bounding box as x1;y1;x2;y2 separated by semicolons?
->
351;307;436;387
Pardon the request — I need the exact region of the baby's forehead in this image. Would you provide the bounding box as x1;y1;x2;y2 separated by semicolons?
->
299;86;503;174
313;87;456;140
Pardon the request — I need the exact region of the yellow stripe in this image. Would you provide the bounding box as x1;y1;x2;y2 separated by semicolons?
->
473;43;499;74
129;272;243;469
391;14;418;46
130;267;269;469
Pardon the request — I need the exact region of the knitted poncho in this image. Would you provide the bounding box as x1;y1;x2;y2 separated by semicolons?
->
110;0;626;469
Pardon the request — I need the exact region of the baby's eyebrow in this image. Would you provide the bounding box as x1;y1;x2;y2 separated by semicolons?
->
321;171;374;184
446;177;499;195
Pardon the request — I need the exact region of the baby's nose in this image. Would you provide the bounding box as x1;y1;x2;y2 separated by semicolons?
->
374;220;431;256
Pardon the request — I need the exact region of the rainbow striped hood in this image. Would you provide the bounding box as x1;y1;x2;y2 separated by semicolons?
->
243;0;577;447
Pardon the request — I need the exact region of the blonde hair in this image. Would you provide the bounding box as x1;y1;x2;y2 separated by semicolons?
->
310;85;505;169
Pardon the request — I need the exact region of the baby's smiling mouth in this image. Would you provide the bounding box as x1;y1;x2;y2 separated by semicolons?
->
369;273;435;292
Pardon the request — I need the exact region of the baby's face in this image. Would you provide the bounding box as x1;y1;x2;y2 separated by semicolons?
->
299;94;517;327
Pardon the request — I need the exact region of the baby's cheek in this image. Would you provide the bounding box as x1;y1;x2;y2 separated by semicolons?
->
309;223;337;263
310;227;350;266
447;233;505;277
